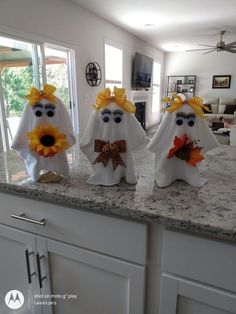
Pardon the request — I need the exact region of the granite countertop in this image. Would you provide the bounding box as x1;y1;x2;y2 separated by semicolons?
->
0;144;236;242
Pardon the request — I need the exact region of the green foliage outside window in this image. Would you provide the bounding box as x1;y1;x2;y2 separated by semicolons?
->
2;66;33;117
46;63;70;109
1;63;70;117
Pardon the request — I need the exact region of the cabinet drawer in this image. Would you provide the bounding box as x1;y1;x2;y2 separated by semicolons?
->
162;229;236;293
0;192;147;265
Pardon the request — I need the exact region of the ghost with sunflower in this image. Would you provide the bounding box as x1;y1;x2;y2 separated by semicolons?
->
147;94;219;187
11;84;76;182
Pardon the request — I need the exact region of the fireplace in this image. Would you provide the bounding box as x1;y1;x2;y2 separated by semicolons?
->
135;102;146;130
130;90;149;130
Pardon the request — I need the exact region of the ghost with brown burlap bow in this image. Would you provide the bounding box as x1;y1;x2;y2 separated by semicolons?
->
93;139;126;170
80;87;146;186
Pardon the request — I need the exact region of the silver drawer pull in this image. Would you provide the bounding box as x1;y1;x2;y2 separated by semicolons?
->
11;213;46;226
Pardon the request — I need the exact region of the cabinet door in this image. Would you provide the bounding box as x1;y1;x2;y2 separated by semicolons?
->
0;224;41;314
159;274;236;314
36;236;145;314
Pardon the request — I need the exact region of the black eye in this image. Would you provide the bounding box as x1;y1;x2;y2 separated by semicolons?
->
114;116;122;123
188;119;195;127
46;110;54;117
44;106;55;117
32;107;43;117
35;110;43;117
175;117;184;126
103;116;109;123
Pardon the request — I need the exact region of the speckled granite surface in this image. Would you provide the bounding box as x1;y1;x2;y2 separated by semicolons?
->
0;144;236;242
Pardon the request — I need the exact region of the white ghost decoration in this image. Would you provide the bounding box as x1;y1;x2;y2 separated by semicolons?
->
147;95;219;187
80;87;146;186
11;85;76;182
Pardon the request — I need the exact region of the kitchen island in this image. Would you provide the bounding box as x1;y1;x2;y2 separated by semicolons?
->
0;145;235;314
0;144;235;241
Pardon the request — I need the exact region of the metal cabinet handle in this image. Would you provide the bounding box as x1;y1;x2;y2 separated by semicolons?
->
11;213;46;226
25;249;36;284
36;253;46;288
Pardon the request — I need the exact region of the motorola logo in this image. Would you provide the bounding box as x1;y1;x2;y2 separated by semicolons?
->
5;290;24;309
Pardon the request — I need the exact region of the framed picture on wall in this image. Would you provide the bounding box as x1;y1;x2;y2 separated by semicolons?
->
212;75;231;89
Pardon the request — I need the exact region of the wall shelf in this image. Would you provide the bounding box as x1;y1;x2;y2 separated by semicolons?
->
166;75;197;98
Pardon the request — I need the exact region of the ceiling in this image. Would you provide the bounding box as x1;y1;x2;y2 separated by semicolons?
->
71;0;236;52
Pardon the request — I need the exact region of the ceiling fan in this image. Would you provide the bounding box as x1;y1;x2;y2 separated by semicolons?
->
186;30;236;54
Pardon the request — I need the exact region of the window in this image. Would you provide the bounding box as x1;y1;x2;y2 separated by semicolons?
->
104;42;123;89
0;34;78;152
152;61;161;113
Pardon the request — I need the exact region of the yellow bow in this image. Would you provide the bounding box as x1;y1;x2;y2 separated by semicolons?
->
163;95;210;118
93;87;136;113
26;84;57;106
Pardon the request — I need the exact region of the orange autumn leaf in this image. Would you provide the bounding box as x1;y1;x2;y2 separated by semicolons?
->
187;147;204;167
168;134;189;159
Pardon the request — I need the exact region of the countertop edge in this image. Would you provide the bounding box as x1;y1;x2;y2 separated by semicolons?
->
1;183;236;244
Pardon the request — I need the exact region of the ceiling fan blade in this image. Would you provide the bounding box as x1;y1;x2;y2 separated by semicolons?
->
223;47;236;53
198;44;216;47
186;48;216;52
226;41;236;46
202;48;217;55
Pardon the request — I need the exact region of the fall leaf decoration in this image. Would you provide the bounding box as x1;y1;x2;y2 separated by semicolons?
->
27;124;70;157
167;134;204;167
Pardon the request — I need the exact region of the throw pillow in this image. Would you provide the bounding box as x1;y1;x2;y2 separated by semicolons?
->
224;104;236;114
223;118;234;128
203;104;212;113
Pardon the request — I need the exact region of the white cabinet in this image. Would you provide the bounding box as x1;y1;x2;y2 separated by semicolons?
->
0;192;147;314
0;224;41;314
160;229;236;314
37;236;145;314
160;274;236;314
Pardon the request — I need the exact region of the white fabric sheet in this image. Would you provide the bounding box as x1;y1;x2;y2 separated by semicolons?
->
11;98;76;181
80;102;146;186
147;104;219;187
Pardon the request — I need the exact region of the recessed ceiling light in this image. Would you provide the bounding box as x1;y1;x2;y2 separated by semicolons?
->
162;43;187;52
144;23;157;28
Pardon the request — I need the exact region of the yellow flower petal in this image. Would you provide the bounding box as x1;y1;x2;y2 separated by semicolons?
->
27;124;70;157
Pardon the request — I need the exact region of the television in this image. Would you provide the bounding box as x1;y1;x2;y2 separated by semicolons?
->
132;52;153;89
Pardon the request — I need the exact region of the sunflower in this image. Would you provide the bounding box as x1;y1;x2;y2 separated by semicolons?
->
27;124;70;157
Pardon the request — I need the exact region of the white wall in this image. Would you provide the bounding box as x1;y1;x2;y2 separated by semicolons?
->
165;51;236;99
0;0;164;134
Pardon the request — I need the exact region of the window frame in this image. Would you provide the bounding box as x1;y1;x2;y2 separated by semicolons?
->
151;60;161;113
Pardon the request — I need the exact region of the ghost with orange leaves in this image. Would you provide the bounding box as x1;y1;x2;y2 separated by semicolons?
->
147;94;219;187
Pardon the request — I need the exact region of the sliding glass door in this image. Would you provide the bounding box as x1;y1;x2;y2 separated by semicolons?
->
0;34;78;152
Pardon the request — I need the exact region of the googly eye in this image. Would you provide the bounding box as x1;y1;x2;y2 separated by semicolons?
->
44;104;56;118
102;115;110;123
32;106;43;117
188;119;195;127
35;110;43;117
175;117;184;126
114;116;122;123
45;109;55;117
113;110;123;123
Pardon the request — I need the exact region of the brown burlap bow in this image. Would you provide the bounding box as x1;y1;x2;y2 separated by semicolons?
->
93;139;126;170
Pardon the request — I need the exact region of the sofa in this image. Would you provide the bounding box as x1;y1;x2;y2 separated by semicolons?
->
202;97;236;122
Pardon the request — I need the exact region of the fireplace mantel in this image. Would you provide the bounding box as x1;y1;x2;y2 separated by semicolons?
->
129;90;151;102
